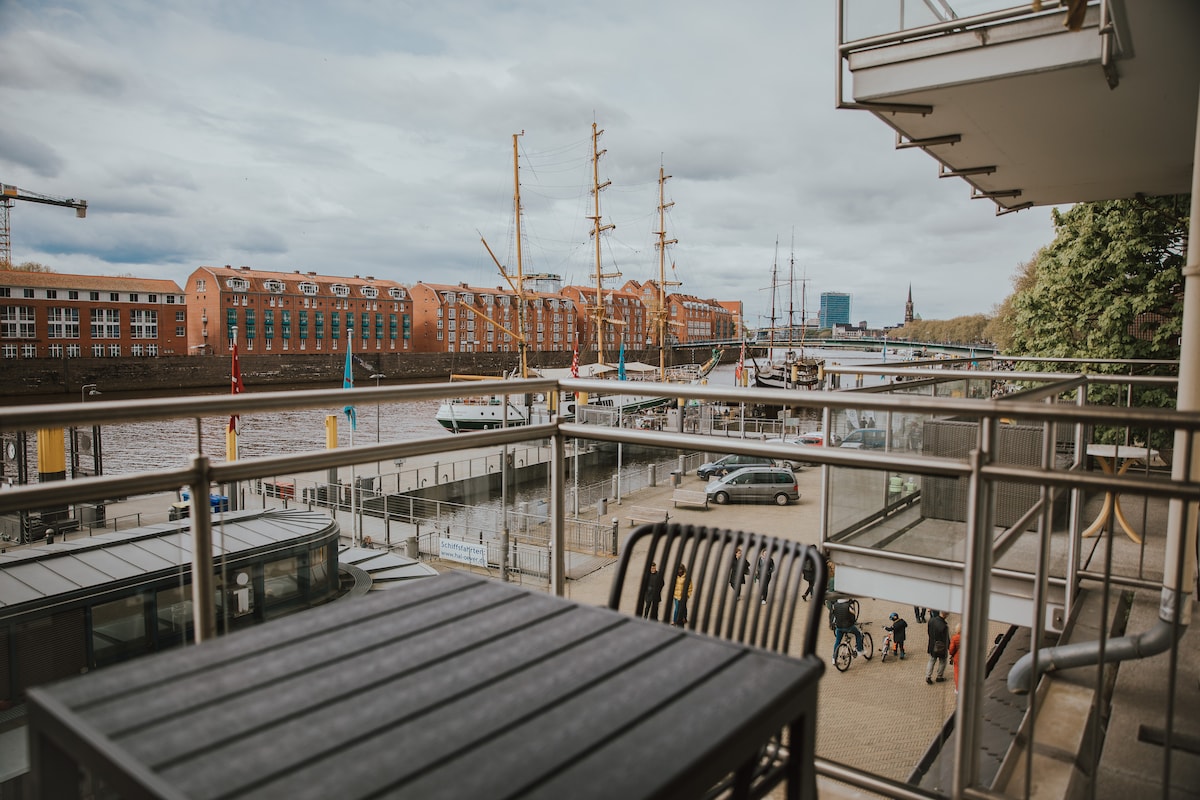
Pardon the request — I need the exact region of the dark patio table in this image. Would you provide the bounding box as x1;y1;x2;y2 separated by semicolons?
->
27;570;822;799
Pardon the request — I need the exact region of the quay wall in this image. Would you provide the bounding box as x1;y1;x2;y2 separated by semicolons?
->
0;347;720;398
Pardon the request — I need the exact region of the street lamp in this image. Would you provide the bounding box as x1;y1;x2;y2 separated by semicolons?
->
369;374;386;443
81;384;100;402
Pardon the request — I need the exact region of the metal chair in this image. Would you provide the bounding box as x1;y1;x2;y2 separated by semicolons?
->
608;522;827;800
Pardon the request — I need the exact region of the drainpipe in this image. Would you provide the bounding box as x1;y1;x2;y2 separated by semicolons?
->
1010;87;1200;693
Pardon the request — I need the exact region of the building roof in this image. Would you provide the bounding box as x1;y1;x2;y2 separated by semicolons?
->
0;508;337;618
0;268;182;294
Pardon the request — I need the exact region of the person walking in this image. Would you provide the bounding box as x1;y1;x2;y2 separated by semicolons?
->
641;562;665;621
884;612;908;659
672;564;693;627
914;606;927;623
728;546;749;600
755;551;775;605
925;610;950;684
948;622;962;691
801;556;816;601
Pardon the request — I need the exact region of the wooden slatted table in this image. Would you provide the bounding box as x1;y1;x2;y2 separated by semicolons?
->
28;570;823;799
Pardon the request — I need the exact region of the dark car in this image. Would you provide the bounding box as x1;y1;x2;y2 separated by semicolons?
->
696;453;779;480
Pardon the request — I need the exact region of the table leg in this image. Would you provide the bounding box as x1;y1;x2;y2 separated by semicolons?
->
1110;458;1144;544
1082;456;1116;538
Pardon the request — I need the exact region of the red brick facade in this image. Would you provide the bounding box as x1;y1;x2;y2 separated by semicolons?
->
0;269;187;359
186;266;411;356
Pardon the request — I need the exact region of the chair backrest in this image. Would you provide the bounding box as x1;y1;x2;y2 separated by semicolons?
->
608;523;827;657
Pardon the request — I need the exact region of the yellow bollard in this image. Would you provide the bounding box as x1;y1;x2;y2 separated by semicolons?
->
326;415;338;449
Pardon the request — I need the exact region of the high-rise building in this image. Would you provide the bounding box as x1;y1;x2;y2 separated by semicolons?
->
818;292;851;328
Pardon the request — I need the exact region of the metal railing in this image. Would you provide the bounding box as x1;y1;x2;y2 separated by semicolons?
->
0;367;1195;798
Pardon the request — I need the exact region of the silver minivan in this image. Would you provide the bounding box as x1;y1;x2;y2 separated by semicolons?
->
705;466;800;506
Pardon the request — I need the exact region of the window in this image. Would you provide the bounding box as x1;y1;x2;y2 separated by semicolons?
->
244;309;256;340
195;279;206;292
387;287;406;300
360;286;378;299
264;556;301;608
147;294;157;303
176;326;185;337
109;344;121;357
22;288;34;298
110;292;119;302
0;288;8;297
226;278;249;292
157;583;194;641
67;344;80;357
21;344;35;358
91;595;148;666
331;312;341;340
91;344;104;357
130;309;158;339
131;344;144;356
176;310;185;322
46;289;57;299
281;310;291;340
299;282;318;296
331;284;350;298
47;307;80;339
264;309;275;340
264;279;286;293
129;294;139;302
1;306;36;338
68;290;79;300
314;311;324;340
89;291;99;301
1;344;15;358
166;294;176;304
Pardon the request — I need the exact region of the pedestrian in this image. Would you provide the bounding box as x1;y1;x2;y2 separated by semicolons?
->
801;556;816;601
948;622;962;691
755;551;775;605
671;564;693;626
727;546;749;599
914;606;927;623
884;612;908;659
925;610;950;684
641;562;665;621
830;597;864;664
826;558;836;593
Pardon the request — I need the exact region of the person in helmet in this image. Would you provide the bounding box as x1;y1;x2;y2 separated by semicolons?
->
884;611;908;659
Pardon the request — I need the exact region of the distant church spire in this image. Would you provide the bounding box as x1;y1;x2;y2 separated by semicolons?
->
904;284;914;324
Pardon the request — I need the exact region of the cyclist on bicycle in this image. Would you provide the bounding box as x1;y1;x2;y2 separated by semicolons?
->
830;597;864;665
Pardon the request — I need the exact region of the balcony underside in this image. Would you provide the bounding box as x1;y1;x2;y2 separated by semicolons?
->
845;1;1200;210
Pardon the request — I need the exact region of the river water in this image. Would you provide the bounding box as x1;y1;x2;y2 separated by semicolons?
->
3;346;890;478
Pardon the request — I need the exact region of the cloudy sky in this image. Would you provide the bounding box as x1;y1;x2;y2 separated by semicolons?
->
1;0;1058;330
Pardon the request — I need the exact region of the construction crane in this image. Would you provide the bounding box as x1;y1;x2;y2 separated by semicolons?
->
0;183;88;267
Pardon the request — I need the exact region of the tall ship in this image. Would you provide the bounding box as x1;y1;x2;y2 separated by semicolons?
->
436;126;718;433
751;241;823;391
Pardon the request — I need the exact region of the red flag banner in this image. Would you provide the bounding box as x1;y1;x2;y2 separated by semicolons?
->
734;341;745;384
571;341;579;379
228;339;244;432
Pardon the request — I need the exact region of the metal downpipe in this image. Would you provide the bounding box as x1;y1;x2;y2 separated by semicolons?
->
1009;84;1200;694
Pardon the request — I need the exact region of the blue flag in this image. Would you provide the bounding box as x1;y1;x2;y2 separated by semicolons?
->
618;342;626;380
342;345;357;430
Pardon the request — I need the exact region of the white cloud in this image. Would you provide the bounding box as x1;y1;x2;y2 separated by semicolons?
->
0;0;1056;328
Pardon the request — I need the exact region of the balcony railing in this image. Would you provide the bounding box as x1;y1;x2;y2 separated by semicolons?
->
0;362;1194;798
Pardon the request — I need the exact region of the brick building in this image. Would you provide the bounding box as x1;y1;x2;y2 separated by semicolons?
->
407;281;576;354
562;283;647;359
0;269;187;359
667;292;737;344
186;266;411;356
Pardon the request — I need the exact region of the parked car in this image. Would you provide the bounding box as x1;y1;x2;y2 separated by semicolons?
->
696;453;779;480
838;428;887;450
795;431;836;447
705;466;800;506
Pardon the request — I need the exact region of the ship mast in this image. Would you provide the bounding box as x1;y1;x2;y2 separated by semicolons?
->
767;239;779;355
587;122;619;366
653;163;680;380
513;132;528;378
478;131;530;378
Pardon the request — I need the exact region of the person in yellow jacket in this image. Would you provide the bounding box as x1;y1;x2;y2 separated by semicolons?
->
672;564;693;626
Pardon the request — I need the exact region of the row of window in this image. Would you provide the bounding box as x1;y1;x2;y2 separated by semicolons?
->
0;288;182;303
226;310;411;341
3;343;166;358
1;307;173;339
199;277;407;301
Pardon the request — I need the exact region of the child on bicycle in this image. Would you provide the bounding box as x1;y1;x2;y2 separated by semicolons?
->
884;612;908;659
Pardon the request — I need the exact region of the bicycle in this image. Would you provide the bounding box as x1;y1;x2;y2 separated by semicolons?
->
833;620;874;672
879;628;900;662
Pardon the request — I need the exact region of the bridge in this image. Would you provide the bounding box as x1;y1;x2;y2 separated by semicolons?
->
678;337;999;359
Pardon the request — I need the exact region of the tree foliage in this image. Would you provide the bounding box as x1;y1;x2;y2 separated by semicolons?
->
893;315;992;345
0;261;55;272
1006;195;1189;444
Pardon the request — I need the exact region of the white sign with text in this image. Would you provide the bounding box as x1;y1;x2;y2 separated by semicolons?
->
439;538;488;568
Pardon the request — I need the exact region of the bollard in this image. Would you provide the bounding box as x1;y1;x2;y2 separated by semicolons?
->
611;517;620;555
598;497;608;516
678;454;687;476
671;471;681;487
648;463;656;487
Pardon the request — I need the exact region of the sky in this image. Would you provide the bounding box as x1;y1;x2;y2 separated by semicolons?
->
0;0;1060;330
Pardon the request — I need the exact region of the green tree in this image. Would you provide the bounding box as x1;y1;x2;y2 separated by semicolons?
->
1007;195;1188;444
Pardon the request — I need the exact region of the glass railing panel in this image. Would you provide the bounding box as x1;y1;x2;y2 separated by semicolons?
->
841;0;1038;43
